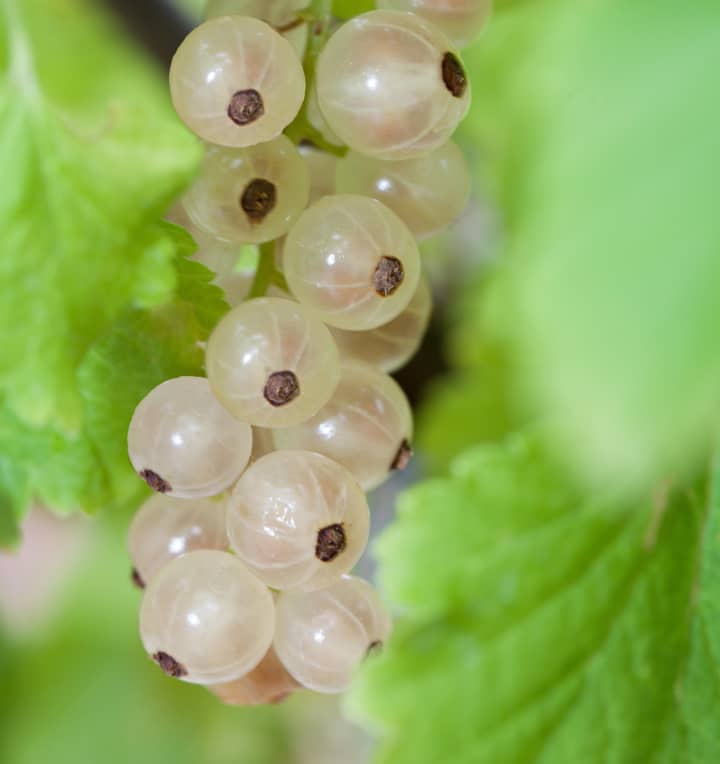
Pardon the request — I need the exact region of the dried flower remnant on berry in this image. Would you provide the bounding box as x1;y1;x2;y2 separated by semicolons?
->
366;640;384;658
153;651;188;678
131;567;146;589
315;524;347;562
391;439;413;471
241;178;277;222
264;370;300;406
139;469;172;494
374;256;405;297
228;89;265;125
442;52;467;98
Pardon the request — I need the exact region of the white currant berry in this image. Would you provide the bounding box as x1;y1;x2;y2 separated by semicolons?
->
316;10;470;159
227;451;370;590
284;195;421;331
128;494;228;588
335;141;471;240
170;16;305;147
209;648;299;706
206;297;341;427
331;275;432;372
377;0;492;47
298;142;338;204
204;0;310;58
274;576;392;694
128;377;253;498
273;361;413;490
182;136;310;245
140;550;274;685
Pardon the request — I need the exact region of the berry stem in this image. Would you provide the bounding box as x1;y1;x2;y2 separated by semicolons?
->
248;242;287;298
284;0;347;157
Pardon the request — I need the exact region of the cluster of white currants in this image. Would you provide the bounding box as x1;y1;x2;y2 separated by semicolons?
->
126;0;486;705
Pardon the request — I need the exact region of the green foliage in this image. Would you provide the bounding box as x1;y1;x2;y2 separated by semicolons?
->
461;0;720;492
0;0;208;539
350;433;720;763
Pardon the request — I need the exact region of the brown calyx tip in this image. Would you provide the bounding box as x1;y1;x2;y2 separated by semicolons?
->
264;370;300;407
373;256;405;297
442;52;467;98
140;469;172;494
228;89;265;126
241;178;277;223
153;651;187;679
391;439;413;471
315;523;347;562
131;567;145;589
366;640;383;658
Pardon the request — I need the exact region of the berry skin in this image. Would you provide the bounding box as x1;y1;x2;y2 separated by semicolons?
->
335;141;471;240
209;648;299;706
128;494;228;587
273;361;414;490
316;10;470;159
170;16;305;147
377;0;493;47
274;576;392;694
226;451;370;590
127;377;253;499
330;275;432;373
139;550;274;685
182;136;310;245
283;195;421;331
206;298;341;427
204;0;310;57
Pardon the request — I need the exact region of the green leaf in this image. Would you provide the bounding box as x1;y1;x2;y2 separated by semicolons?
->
465;0;720;490
0;228;227;542
0;0;200;431
349;432;720;763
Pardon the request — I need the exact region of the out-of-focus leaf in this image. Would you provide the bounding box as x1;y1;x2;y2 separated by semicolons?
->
462;0;720;491
0;0;200;430
349;432;720;763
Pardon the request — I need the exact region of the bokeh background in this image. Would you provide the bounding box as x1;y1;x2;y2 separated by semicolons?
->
2;0;719;762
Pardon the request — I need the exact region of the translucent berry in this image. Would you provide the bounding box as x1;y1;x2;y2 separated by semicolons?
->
274;576;392;694
128;377;253;498
128;494;228;587
335;141;471;240
284;195;421;330
204;0;310;57
140;550;274;684
331;275;432;372
316;10;470;159
206;298;340;427
170;16;305;147
273;361;413;490
209;648;299;706
377;0;492;48
182;136;310;245
227;451;370;590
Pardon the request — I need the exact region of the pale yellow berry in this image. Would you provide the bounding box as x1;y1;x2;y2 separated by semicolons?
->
170;16;305;147
274;576;392;694
331;275;432;372
227;451;370;590
128;377;253;498
140;550;274;684
316;10;470;159
273;361;413;490
206;298;341;427
284;195;421;330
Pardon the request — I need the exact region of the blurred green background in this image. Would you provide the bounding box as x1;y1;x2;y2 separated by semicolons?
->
2;0;720;762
